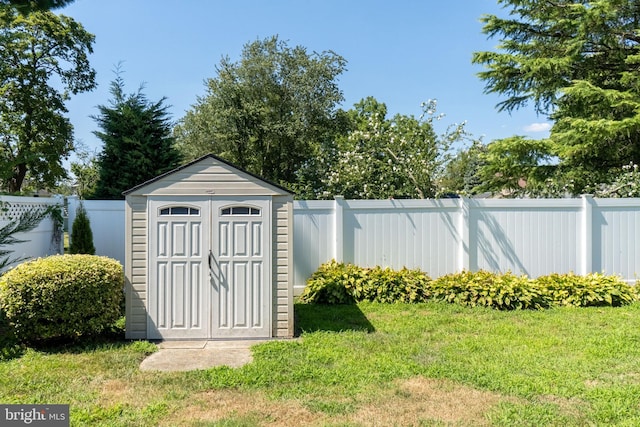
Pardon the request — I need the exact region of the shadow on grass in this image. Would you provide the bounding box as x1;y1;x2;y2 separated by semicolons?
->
0;338;25;361
0;313;25;361
27;331;131;355
0;317;129;359
295;303;375;335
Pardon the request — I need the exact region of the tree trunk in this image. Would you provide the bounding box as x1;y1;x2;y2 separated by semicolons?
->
8;163;27;193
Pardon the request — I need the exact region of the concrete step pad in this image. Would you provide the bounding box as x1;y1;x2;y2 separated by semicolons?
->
140;340;272;371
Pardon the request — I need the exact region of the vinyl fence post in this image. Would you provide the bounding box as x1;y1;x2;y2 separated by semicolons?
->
581;194;594;275
334;196;345;263
67;196;78;248
458;197;470;272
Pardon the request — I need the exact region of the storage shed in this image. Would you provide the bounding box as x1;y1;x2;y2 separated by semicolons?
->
123;154;294;340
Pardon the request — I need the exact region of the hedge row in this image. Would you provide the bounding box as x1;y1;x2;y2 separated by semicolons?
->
299;260;638;309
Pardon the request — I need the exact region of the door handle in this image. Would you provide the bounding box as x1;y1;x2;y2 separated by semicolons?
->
208;250;213;270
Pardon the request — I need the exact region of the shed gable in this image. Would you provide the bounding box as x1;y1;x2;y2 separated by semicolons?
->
124;154;292;197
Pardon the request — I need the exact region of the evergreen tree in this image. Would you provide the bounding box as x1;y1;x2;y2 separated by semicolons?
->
1;0;75;14
92;71;182;199
69;204;94;255
473;0;640;194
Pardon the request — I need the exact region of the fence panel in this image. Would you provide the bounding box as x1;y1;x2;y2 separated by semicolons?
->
293;200;336;290
342;199;462;276
0;196;63;271
593;199;640;281
468;199;583;277
67;197;126;265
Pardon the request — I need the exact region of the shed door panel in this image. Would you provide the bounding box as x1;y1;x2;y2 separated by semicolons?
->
211;199;271;338
148;199;209;339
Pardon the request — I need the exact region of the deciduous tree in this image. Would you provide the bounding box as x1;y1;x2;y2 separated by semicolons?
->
0;7;95;192
70;144;98;199
320;98;466;199
174;36;347;189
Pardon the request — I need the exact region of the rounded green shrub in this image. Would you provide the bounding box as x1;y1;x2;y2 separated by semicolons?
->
0;254;123;342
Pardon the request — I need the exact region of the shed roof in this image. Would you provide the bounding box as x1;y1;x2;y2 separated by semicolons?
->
123;153;295;197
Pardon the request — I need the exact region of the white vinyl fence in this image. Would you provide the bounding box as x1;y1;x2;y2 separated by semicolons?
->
64;196;640;294
67;197;125;264
293;196;640;293
0;196;63;271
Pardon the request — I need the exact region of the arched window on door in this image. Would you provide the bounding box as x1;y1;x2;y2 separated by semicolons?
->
220;206;261;216
159;206;200;216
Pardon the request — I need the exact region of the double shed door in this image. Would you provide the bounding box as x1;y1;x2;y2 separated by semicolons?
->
148;197;271;339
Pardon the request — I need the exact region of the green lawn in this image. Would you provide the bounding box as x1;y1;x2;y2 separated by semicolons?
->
2;302;640;426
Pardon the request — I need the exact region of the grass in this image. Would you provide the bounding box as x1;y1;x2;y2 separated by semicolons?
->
2;302;640;425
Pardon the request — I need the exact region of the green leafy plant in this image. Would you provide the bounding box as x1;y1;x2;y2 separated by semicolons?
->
299;260;431;304
300;260;359;304
301;262;637;310
536;272;636;307
430;270;548;310
69;203;95;255
0;254;123;342
356;266;431;303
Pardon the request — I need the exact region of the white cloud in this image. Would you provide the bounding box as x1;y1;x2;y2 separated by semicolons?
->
523;122;552;133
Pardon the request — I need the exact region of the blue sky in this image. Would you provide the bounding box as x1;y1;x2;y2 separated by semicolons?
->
59;0;551;158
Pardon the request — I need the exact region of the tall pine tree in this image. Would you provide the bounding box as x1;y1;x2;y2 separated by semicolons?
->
69;203;94;255
473;0;640;194
92;71;182;199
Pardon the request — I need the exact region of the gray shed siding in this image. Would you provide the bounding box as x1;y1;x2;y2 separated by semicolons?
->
273;196;294;337
125;195;148;339
124;155;294;339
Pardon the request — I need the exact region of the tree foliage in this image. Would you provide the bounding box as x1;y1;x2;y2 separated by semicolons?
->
594;162;640;197
318;98;467;199
69;144;98;199
474;136;560;197
92;73;182;199
174;35;347;189
472;0;640;115
0;7;95;192
1;0;74;14
69;203;94;255
440;140;487;196
473;0;640;195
